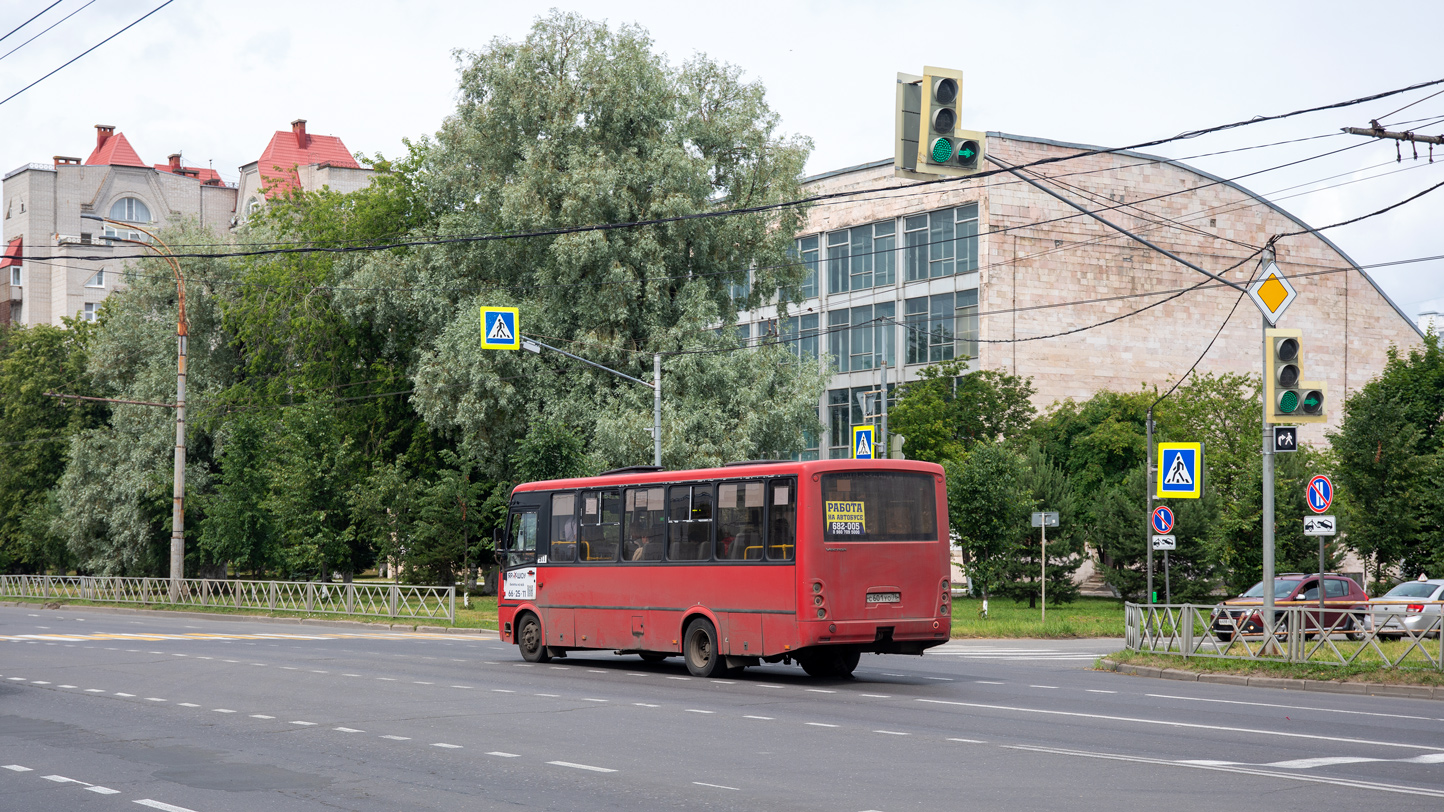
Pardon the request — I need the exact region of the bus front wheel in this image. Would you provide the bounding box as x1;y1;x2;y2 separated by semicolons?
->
518;614;551;664
683;618;723;678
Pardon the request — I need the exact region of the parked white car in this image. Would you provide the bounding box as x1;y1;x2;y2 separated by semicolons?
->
1365;578;1444;639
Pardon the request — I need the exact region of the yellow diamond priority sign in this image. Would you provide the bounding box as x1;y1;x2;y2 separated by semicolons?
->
1247;262;1297;326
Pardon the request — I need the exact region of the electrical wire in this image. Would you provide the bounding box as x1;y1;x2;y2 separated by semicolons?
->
0;1;62;44
0;0;95;63
0;0;175;107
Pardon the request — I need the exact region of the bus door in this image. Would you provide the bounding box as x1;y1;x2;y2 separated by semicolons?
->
500;493;548;616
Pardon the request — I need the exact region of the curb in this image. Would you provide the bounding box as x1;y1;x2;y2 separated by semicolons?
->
1;600;499;638
1098;658;1443;700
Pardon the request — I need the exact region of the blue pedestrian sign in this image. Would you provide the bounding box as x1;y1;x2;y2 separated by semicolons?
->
1156;442;1203;499
852;425;874;460
480;307;520;350
1306;474;1333;514
1151;505;1175;535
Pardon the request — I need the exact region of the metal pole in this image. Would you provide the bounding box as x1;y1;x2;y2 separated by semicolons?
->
1146;408;1155;605
1262;313;1277;650
1164;550;1171;606
172;329;186;602
1319;536;1327;641
653;353;662;467
880;361;889;459
1040;522;1047;623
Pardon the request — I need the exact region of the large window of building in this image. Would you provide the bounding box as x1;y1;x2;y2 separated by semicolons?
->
904;203;978;281
108;197;150;223
794;236;818;299
826;304;895;373
905;289;979;364
826;221;896;294
779;313;819;361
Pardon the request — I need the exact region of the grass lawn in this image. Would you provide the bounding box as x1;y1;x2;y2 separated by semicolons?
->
950;596;1125;638
1106;647;1444;687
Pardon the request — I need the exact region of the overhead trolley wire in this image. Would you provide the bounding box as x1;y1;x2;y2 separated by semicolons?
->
0;0;175;107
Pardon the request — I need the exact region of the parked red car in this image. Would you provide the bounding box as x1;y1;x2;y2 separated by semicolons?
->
1210;574;1369;641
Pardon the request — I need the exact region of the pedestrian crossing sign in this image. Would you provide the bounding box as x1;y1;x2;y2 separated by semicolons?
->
1156;442;1202;499
480;307;520;350
852;425;875;460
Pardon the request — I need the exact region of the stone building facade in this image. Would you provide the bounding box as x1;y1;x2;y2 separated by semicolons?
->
2;120;371;327
735;132;1423;456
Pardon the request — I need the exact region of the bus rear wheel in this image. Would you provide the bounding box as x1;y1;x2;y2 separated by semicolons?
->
683;618;724;678
799;648;860;679
518;614;551;663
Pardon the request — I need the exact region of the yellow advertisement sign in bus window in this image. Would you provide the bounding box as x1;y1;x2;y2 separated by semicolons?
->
825;500;866;535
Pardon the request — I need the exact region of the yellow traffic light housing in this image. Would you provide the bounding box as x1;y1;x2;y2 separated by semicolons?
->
895;66;986;180
1264;327;1327;424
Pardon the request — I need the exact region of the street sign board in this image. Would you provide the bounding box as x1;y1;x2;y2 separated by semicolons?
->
1156;442;1203;499
1248;262;1298;326
1150;505;1175;535
1303;515;1337;536
480;307;520;350
852;425;875;460
1274;426;1298;453
1306;474;1333;514
1030;511;1059;528
1151;535;1177;551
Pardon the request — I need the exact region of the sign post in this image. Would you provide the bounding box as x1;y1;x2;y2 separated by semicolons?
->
1307;474;1335;628
1150;506;1176;604
1031;511;1059;622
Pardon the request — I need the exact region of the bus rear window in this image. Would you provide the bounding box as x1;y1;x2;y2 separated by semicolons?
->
821;472;937;542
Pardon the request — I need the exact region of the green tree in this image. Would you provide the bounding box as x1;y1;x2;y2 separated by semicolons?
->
1330;333;1443;583
995;443;1087;605
405;451;489;587
1092;465;1220;603
947;442;1031;606
889;362;1036;463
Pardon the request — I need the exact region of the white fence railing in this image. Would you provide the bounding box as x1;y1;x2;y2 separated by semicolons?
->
0;575;454;623
1125;602;1444;669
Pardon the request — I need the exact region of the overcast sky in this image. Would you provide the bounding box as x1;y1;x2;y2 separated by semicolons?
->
3;0;1442;318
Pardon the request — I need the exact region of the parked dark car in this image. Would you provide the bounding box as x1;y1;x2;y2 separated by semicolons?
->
1210;574;1369;641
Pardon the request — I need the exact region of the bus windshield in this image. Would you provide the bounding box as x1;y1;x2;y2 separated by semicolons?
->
821;472;937;542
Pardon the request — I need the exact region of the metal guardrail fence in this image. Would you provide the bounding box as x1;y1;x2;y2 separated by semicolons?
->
1125;602;1444;670
0;575;454;623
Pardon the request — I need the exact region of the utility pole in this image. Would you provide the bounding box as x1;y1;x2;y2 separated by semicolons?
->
1040;519;1047;623
653;353;662;467
880;361;889;459
86;214;187;601
1145;408;1155;605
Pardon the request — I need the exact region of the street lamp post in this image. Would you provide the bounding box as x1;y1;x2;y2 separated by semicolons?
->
83;214;188;600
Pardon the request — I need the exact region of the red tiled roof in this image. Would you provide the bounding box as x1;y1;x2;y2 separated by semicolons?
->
255;129;360;197
85;132;146;167
1;237;20;268
153;164;226;185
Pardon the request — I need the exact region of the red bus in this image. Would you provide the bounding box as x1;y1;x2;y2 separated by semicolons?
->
495;459;951;678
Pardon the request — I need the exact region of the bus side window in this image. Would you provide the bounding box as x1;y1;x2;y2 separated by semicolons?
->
507;511;538;568
716;481;765;560
580;490;621;562
767;479;795;561
667;484;712;561
550;493;577;563
624;487;664;562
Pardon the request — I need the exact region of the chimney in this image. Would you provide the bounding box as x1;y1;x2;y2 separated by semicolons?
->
95;125;115;149
291;118;308;149
168;153;182;171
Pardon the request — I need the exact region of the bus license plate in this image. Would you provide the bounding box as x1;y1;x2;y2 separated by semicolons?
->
866;592;901;604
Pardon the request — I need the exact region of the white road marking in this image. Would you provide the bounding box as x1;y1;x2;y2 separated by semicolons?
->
917;698;1444;751
342;674;361;678
311;670;327;674
450;685;472;689
381;735;410;740
413;681;434;685
115;693;136;697
212;708;235;713
743;715;773;720
43;775;86;784
2;765;32;771
87;786;120;794
806;722;838;728
535;693;558;697
693;781;739;790
925;677;954;681
947;738;987;743
487;751;520;758
30;681;50;685
1087;690;1117;694
334;727;364;733
711;680;736;685
85;688;105;692
860;694;891;698
975;681;1004;685
1006;744;1444;799
58;685;77;689
432;743;462;748
686;709;714;714
582;698;608;703
290;721;317;726
377;677;396;681
250;715;274;719
548;761;616;773
634;703;659;707
280;667;297;670
882;673;908;677
146;697;166;702
135;800;203;812
588;670;606;674
806;689;836;694
1144;693;1436;721
1030;685;1059;689
874;730;908;735
492;689;514;693
667;676;690;680
626;673;649;677
6;677;24;681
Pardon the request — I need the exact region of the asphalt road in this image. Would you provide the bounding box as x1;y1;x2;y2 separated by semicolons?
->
3;605;1443;811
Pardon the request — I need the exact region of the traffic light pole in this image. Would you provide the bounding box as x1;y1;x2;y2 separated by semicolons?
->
1261;315;1278;651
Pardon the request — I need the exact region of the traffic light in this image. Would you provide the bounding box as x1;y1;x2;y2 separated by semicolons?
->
894;66;986;180
1264;327;1327;424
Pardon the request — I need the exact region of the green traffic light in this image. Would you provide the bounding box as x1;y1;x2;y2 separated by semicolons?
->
1302;390;1323;414
931;138;954;163
1279;390;1299;413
